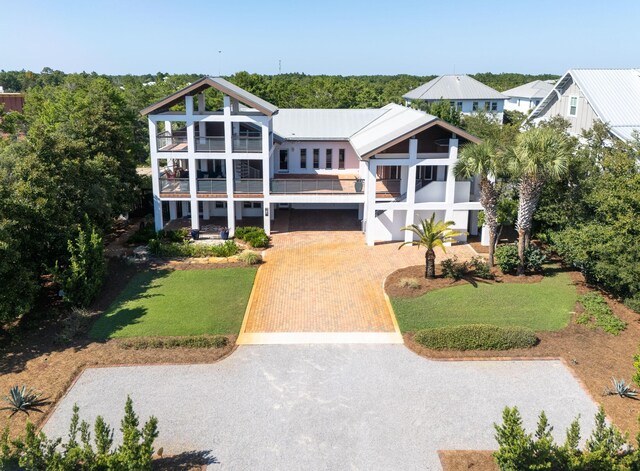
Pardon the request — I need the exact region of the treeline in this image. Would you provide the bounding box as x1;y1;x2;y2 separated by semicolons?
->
1;68;559;108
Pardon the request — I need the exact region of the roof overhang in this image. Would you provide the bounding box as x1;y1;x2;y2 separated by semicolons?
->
358;119;481;159
140;76;278;116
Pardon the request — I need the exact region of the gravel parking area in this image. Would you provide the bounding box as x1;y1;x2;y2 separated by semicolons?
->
43;345;599;470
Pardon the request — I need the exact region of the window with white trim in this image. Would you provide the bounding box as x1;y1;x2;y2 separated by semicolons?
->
338;149;345;169
568;96;578;117
313;149;319;169
326;149;333;169
491;102;498;111
472;101;479;111
300;148;307;169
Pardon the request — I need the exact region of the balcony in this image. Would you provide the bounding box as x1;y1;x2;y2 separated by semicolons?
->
159;177;190;195
197;178;227;194
195;136;225;153
234;179;263;194
232;134;262;153
157;131;188;152
270;177;364;194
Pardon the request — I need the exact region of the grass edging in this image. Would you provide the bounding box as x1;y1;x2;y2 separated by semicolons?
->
116;335;229;350
413;324;538;351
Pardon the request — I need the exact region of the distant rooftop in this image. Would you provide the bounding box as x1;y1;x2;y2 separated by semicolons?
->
403;74;506;101
502;80;554;99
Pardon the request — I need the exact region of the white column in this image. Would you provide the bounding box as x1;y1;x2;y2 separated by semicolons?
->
481;224;490;246
444;138;459;223
404;139;418;243
358;203;364;220
169;201;178;220
226;198;236;236
151;155;163;231
261;123;270;198
365;160;377;246
236;201;244;221
164;121;172;137
225;157;235;236
263;203;271;235
270;203;275;221
187;120;198;230
197;93;206;145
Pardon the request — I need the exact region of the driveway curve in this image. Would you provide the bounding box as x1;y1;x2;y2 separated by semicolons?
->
43;345;598;470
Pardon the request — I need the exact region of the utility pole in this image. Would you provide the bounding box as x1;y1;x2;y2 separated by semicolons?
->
218;51;222;77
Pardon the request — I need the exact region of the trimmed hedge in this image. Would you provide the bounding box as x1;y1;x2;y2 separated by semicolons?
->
148;239;240;258
117;335;229;350
235;226;269;248
413;324;538;351
495;244;546;274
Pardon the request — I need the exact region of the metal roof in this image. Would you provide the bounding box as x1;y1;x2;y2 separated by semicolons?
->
530;69;640;142
403;74;506;101
349;104;480;158
140;76;278;116
272;108;385;140
502;80;554;99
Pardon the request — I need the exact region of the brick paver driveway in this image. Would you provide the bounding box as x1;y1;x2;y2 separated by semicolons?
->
242;209;474;337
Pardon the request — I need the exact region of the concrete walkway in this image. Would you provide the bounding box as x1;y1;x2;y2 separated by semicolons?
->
43;345;599;470
239;210;475;343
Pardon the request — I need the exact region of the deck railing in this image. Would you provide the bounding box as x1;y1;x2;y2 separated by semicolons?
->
156;132;188;152
195;136;225;152
270;178;364;194
232;136;262;153
197;178;227;194
159;177;190;194
234;178;263;193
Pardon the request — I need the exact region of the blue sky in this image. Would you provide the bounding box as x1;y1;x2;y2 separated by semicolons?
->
5;0;640;76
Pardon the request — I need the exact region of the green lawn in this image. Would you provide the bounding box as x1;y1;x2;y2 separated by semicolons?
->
89;268;256;339
392;271;577;332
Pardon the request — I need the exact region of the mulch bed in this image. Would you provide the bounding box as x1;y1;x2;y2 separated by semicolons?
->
0;256;239;439
400;270;640;468
439;450;498;471
385;264;543;299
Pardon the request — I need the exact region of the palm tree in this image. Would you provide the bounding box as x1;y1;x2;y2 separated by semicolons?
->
399;214;463;278
454;140;505;267
510;127;570;275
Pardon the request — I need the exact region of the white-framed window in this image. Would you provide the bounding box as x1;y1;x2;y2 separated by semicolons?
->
484;101;491;111
491;102;498;111
326;149;333;169
313;149;319;169
338;149;345;169
457;101;463;111
568;96;578;116
300;148;307;169
472;101;479;111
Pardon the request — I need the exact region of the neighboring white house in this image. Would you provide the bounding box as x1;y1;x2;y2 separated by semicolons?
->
503;80;554;113
402;74;507;122
141;77;485;246
529;68;640;142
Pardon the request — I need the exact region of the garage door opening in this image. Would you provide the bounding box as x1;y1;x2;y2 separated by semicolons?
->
273;205;361;233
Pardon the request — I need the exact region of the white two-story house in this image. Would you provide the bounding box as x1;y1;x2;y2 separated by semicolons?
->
403;74;506;122
141;77;484;246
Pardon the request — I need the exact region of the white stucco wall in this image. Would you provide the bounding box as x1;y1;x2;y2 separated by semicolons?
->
504;97;542;113
274;141;361;175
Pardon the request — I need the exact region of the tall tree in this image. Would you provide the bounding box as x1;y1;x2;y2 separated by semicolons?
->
509;127;571;275
454;140;505;266
399;215;462;278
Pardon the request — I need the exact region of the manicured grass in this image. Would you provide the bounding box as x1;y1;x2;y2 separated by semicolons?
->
89;268;256;339
392;271;577;332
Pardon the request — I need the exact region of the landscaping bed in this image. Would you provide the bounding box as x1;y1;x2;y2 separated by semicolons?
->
402;270;640;439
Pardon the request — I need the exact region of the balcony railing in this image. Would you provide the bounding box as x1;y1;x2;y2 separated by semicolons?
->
159;177;190;194
232;136;262;153
270;178;364;194
197;178;227;194
195;136;225;152
234;179;263;193
157;132;188;152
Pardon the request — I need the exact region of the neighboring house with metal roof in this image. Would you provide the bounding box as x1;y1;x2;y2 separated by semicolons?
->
142;77;484;246
529;69;640;142
503;80;554;113
403;74;506;121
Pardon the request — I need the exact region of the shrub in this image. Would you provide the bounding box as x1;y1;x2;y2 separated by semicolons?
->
494;406;632;470
118;335;228;350
398;277;420;289
633;348;640;387
147;239;239;258
578;292;626;335
495;244;546;274
127;225;157;245
244;231;269;248
0;385;49;417
208;240;240;257
234;226;262;240
413;324;538;351
0;397;158;470
469;256;493;279
441;256;468;280
603;378;638;398
624;294;640;314
54;219;106;307
238;251;262;265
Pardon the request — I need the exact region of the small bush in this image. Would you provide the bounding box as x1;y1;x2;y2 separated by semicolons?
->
127;225;157;245
208;240;240;257
469;256;493;279
234;226;262;240
398;277;420;289
441;256;468;280
118;335;229;350
495;244;546;274
244;231;269;248
413;324;538;351
238;251;262;265
578;292;626;335
0;386;49;417
624;294;640;313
